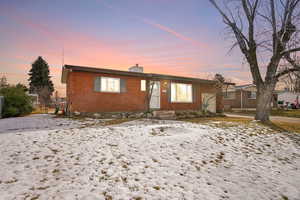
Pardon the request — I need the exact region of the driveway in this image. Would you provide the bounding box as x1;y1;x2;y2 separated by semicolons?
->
225;113;300;123
0;114;99;133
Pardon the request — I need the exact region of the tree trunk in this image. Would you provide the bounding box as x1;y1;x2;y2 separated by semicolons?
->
145;80;154;112
255;85;275;122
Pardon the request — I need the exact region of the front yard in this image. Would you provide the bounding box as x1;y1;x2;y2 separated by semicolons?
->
0;115;299;199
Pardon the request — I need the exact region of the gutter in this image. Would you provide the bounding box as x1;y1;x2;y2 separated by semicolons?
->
62;64;217;84
241;90;243;109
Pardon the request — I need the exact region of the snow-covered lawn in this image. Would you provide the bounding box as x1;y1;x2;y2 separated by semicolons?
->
0;116;299;200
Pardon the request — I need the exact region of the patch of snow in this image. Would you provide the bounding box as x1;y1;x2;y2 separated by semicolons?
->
0;117;299;199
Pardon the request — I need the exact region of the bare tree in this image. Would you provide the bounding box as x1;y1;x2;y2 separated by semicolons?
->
0;75;8;88
145;80;155;112
38;86;52;107
295;73;300;92
278;55;300;92
202;94;216;113
209;0;300;122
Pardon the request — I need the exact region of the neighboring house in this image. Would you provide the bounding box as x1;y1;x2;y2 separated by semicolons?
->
52;96;66;104
277;90;300;107
27;93;39;108
61;64;223;114
223;84;278;110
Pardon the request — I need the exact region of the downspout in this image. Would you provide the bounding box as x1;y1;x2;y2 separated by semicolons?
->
240;90;243;109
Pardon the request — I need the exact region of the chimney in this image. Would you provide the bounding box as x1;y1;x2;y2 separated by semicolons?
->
129;64;143;73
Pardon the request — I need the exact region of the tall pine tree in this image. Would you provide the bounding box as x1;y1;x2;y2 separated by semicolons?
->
28;56;54;105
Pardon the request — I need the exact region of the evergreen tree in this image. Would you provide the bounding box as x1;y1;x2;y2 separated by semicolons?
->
28;56;54;105
16;83;29;92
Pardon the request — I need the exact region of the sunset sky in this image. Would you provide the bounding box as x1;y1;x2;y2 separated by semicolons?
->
0;0;252;96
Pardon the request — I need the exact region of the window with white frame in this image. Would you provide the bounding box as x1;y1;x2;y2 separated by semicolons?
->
101;77;120;92
248;91;256;99
141;80;146;91
171;83;193;103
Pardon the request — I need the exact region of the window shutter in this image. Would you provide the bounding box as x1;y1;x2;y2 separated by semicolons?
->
167;81;171;102
193;84;197;103
94;77;101;92
120;79;126;92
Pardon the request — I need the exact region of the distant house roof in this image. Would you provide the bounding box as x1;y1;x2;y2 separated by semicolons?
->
61;64;218;84
235;84;255;90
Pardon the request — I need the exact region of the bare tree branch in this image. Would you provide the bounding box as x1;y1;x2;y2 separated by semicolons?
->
281;47;300;55
209;0;300;121
275;67;300;79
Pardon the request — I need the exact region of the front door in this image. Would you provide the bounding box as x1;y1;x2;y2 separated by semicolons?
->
150;81;160;109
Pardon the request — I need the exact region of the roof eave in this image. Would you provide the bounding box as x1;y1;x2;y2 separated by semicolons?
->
63;64;217;84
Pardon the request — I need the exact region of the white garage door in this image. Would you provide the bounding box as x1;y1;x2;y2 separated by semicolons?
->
202;93;216;113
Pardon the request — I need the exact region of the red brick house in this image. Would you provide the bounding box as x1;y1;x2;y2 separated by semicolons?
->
223;84;278;110
61;64;223;114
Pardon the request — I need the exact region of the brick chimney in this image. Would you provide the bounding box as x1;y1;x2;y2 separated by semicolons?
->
128;64;143;73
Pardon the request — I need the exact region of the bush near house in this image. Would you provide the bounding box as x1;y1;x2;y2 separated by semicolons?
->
0;86;33;118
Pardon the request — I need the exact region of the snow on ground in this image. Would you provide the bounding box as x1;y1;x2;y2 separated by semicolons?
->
0;114;108;134
0;116;299;200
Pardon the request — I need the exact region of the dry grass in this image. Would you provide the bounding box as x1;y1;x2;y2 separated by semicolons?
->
184;117;251;124
183;117;253;129
230;109;300;118
31;108;55;114
184;117;300;133
102;118;135;126
266;121;300;133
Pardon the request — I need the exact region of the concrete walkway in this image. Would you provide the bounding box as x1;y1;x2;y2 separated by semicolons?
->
225;113;300;123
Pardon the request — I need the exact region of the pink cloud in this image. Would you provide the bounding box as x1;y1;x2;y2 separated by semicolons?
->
0;2;252;95
98;1;207;48
141;18;205;48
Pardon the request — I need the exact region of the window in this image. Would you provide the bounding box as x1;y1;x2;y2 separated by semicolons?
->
141;80;146;91
101;77;120;92
248;91;256;99
223;92;235;99
171;83;193;103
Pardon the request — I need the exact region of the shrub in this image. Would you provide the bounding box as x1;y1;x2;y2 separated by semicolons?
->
0;86;33;118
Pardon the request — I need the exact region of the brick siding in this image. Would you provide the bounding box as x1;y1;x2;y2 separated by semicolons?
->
66;71;223;113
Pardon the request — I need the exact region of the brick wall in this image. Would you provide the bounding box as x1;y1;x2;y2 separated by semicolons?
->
67;71;147;112
66;71;222;113
159;80;219;111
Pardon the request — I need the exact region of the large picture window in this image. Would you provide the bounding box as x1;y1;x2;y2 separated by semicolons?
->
101;77;120;92
171;83;193;103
